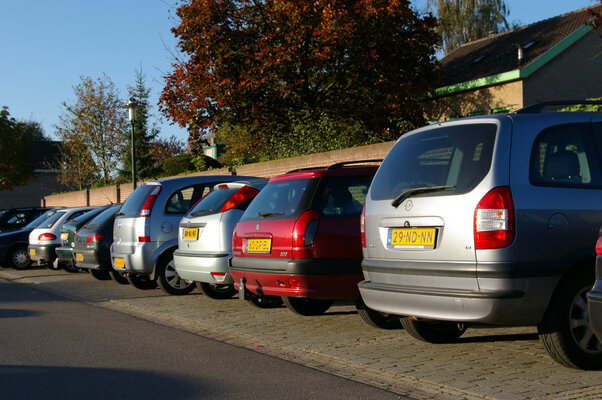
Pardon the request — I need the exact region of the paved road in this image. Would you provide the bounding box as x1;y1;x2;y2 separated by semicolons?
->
1;267;601;400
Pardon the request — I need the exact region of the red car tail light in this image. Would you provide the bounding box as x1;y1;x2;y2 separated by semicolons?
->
292;210;319;256
220;186;260;213
360;204;366;248
596;236;602;256
38;233;57;241
87;234;105;243
138;236;151;242
474;186;515;250
140;185;162;217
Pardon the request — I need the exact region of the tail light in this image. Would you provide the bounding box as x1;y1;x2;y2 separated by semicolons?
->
138;236;151;242
292;210;319;258
87;234;105;244
38;233;57;241
220;186;260;213
360;204;366;248
140;185;162;217
474;186;515;250
211;272;226;281
596;236;602;255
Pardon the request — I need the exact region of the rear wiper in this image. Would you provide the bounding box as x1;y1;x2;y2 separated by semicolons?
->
258;211;285;218
391;185;455;208
189;209;213;218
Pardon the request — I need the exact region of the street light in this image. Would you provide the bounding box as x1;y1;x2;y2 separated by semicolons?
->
125;98;138;190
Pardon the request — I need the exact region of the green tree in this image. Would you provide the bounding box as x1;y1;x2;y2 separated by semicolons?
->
120;67;160;181
56;74;127;185
0;107;35;190
428;0;511;54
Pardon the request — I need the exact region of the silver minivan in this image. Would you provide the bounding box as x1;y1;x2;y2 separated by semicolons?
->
111;175;247;295
360;101;602;369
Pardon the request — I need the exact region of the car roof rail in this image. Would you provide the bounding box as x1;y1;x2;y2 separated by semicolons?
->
515;100;602;114
326;159;383;169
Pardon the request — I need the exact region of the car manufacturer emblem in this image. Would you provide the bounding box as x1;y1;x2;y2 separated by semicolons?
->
256;223;261;231
404;200;413;211
404;221;411;228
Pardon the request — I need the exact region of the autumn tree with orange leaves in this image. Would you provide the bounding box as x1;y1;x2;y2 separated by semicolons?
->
161;0;439;164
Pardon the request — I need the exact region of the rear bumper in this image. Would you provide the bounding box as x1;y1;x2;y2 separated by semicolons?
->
28;244;58;265
111;242;154;275
74;248;111;271
173;249;232;284
230;257;363;299
55;247;74;261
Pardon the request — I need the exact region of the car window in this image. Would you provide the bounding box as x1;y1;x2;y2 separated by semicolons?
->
25;210;56;229
240;178;316;221
165;184;211;214
314;176;371;217
119;185;158;218
65;210;88;223
186;187;238;217
38;211;66;229
371;124;496;200
0;211;33;227
84;204;121;228
530;123;602;187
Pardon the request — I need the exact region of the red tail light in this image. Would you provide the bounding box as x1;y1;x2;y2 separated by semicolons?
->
596;236;602;256
360;204;366;248
38;233;57;241
140;185;162;217
292;211;319;258
220;186;260;213
474;186;515;250
138;236;151;242
87;234;105;243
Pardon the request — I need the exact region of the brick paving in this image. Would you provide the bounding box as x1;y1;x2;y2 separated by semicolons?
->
2;267;601;399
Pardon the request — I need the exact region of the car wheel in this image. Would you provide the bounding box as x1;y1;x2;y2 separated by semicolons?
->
47;259;62;271
127;274;158;290
90;269;111;280
61;260;80;273
249;294;283;308
156;257;195;296
109;270;129;285
282;296;333;316
8;246;31;270
197;282;236;299
355;297;402;329
538;270;602;369
400;318;467;343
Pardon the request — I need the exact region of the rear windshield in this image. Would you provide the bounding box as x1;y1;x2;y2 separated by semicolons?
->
38;211;66;229
118;185;157;218
25;210;56;229
240;178;316;221
84;204;121;228
186;188;238;218
370;123;496;200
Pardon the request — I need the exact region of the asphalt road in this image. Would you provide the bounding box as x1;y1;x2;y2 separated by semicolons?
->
0;278;403;400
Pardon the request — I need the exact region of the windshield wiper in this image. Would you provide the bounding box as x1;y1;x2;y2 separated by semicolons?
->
189;209;213;218
391;185;455;208
258;211;285;218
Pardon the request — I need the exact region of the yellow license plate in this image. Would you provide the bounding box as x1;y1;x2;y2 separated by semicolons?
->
76;253;84;262
114;258;125;268
388;228;436;249
245;238;272;253
182;228;199;240
30;248;36;255
61;232;68;241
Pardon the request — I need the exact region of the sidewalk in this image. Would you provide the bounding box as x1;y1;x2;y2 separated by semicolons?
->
1;267;601;400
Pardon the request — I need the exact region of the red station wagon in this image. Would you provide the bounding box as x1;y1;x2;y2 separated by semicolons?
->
230;161;400;328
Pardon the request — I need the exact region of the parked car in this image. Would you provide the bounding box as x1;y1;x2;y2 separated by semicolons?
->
359;100;602;369
28;207;94;270
56;205;112;272
111;175;253;295
588;228;602;342
0;210;58;269
0;207;50;233
73;203;127;283
174;178;268;299
230;161;400;328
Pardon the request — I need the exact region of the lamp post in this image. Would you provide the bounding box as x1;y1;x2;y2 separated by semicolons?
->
125;98;138;190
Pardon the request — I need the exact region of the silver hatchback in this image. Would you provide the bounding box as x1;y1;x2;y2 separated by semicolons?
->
111;175;248;295
360;101;602;369
173;178;267;298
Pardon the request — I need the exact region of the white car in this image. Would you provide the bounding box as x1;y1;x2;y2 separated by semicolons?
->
28;207;95;270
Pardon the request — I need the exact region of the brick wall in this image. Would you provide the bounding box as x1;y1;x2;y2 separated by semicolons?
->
42;141;396;207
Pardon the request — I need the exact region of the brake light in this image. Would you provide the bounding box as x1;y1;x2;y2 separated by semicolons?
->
87;234;105;243
360;204;366;248
474;186;515;250
38;233;57;241
139;236;151;242
140;185;162;217
596;236;602;256
211;272;226;281
220;186;260;213
292;210;319;256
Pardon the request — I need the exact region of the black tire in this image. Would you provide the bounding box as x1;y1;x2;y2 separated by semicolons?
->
282;296;333;316
109;269;129;285
90;269;111;281
156;257;195;295
127;274;158;290
7;246;31;270
538;270;602;369
61;260;80;273
401;318;467;343
355;297;402;329
197;282;236;299
249;294;283;308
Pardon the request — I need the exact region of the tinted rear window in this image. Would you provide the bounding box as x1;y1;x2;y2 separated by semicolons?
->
313;176;371;217
39;211;66;229
186;188;238;218
240;178;316;221
118;185;157;218
371;123;496;200
84;204;121;228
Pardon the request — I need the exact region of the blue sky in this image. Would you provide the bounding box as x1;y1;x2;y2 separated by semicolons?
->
1;0;598;143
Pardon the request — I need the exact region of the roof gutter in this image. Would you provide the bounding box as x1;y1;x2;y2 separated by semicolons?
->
433;23;594;97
